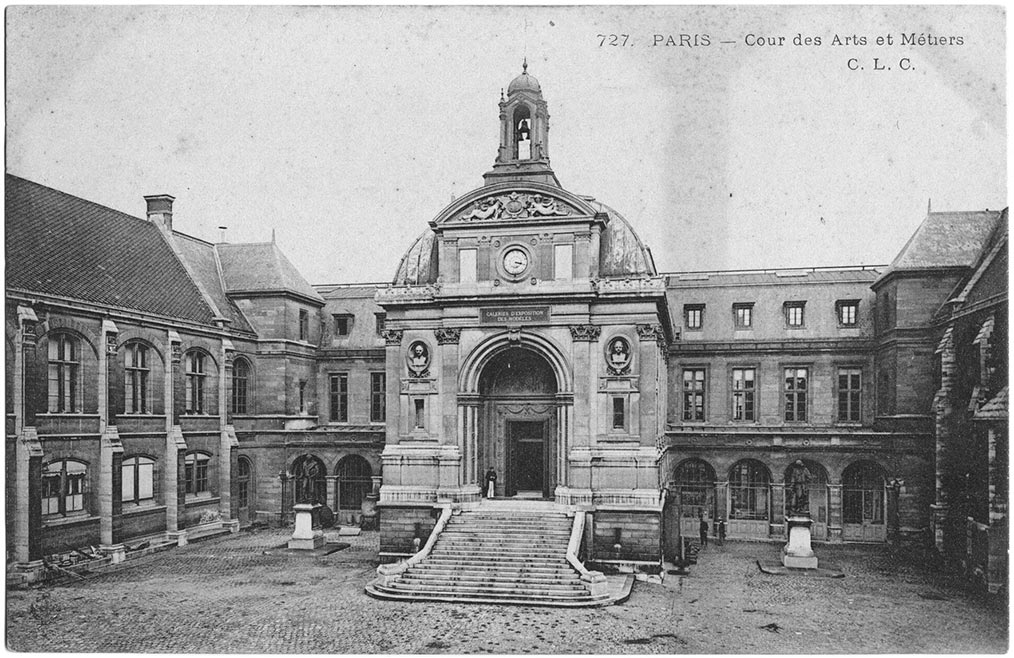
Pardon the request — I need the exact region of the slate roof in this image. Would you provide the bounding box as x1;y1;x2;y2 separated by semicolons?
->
217;243;325;304
665;267;880;288
880;211;1002;280
172;233;255;333
315;283;382;299
975;386;1008;420
5;175;218;325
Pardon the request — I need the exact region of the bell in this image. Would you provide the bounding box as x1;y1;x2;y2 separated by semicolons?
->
518;119;530;140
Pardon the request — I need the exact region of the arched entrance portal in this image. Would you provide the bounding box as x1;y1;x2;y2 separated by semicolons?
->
477;346;559;498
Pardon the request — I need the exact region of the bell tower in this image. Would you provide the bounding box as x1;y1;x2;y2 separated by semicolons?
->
483;60;561;187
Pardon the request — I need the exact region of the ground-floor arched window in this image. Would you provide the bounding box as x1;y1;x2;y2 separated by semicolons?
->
336;455;373;511
672;458;717;520
729;459;771;520
43;460;87;516
843;461;886;525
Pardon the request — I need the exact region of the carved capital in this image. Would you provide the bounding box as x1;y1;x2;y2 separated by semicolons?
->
434;328;462;345
636;323;663;342
569;324;601;342
170;343;183;364
382;329;404;346
17;306;39;347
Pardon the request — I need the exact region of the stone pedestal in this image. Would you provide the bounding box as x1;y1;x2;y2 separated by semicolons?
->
782;516;818;569
288;504;324;550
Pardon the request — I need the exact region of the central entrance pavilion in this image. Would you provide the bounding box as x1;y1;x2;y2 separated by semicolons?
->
374;64;672;567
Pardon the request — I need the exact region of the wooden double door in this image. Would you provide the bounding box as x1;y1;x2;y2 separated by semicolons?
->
505;420;549;498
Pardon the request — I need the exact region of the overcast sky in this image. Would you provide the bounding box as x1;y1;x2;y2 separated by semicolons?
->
6;5;1006;285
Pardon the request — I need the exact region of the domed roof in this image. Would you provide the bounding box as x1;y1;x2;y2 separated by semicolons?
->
507;60;541;95
391;188;656;285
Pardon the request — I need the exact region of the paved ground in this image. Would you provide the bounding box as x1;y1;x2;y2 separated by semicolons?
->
6;528;1008;654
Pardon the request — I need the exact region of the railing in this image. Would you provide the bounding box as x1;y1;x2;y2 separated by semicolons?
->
567;511;608;597
373;505;453;586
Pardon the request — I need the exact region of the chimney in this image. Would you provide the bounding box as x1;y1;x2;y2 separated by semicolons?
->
144;194;175;232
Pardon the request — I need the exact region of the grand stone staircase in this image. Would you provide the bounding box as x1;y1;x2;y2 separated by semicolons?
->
366;501;628;606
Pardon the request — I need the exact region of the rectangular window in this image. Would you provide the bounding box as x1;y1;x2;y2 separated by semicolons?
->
837;300;859;327
682;369;706;421
299;309;309;341
122;457;155;505
838;367;862;422
185;453;210;496
612;396;625;430
732;368;756;421
784;367;808;421
125;343;149;414
329;373;348;422
684;305;705;330
333;314;353;337
48;334;79;413
784;302;806;328
370;372;386;422
298;380;307;414
414;399;426;429
554;244;573;280
184;352;206;414
459;248;477;283
42;470;62;515
375;313;386;336
733;303;753;329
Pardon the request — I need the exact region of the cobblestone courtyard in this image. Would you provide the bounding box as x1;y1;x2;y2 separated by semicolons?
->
6;528;1007;654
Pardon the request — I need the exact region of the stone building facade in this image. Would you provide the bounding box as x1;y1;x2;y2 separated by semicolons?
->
6;65;1007;589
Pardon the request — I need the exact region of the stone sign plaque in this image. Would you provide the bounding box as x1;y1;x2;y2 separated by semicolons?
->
479;306;550;325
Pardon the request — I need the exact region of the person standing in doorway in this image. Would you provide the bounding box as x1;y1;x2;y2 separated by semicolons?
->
699;514;709;548
484;467;497;498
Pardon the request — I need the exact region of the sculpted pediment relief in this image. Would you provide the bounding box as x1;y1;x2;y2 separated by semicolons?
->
453;191;579;223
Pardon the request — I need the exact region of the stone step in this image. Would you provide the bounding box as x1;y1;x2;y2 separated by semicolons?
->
401;568;583;583
369;583;604;604
446;522;570;532
435;539;569;548
364;584;616;608
430;548;570;560
400;573;585;589
383;581;592;598
425;551;569;562
411;562;575;576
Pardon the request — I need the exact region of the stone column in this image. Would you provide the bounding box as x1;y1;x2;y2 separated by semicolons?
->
381;329;403;446
569;325;599;450
98;320;125;561
827;483;843;543
219;338;234;522
13;309;44;578
326;475;338;511
435;328;462;486
771;483;786;538
165;331;186;539
716;481;729;527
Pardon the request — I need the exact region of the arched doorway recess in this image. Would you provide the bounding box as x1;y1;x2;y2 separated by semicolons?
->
476;346;558;498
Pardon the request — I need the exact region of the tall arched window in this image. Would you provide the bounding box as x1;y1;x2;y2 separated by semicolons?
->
124;343;150;414
232;357;250;415
122;456;156;505
729;459;771;520
48;333;80;413
42;459;87;515
843;461;886;525
336;455;373;511
672;458;717;521
237;456;252;512
185;452;211;497
185;351;207;414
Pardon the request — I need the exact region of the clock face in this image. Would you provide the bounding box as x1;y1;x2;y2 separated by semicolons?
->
503;248;529;275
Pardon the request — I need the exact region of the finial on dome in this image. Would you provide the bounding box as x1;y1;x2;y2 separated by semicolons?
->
522;57;528;74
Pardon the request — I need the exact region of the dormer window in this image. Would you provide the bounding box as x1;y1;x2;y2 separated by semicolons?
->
333;314;353;337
